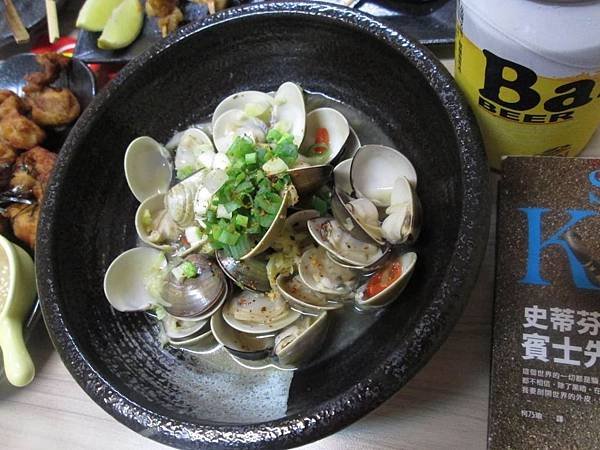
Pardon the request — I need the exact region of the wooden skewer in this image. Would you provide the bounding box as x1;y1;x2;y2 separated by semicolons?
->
45;0;60;43
3;0;29;44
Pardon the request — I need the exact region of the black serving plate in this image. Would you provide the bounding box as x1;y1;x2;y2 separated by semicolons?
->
38;2;489;448
74;1;211;64
74;0;455;64
0;0;67;49
0;52;95;382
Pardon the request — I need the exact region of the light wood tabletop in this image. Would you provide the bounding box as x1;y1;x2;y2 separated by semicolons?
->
0;47;599;450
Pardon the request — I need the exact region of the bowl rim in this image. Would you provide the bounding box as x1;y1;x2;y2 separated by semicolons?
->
36;2;490;448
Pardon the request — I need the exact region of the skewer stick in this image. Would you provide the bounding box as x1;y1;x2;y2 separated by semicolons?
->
3;0;29;44
45;0;60;43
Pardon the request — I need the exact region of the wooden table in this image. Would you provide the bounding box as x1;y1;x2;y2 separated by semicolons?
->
1;48;599;449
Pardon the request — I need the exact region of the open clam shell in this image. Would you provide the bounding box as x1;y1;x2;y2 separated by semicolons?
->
339;126;361;160
354;252;417;310
240;187;292;260
271;81;305;147
216;250;270;293
212;91;274;129
285;209;320;251
162;314;214;347
350;144;417;207
298;246;358;297
124;136;173;202
276;274;344;314
173;128;215;172
103;247;166;312
164;170;206;228
161;254;227;319
299;107;349;166
333;159;352;195
222;291;301;334
307;217;387;269
288;164;332;197
135;193;180;251
274;312;328;367
331;188;384;245
212;109;268;153
211;309;275;361
381;176;422;245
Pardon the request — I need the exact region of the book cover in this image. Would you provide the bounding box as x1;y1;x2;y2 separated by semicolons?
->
489;156;600;449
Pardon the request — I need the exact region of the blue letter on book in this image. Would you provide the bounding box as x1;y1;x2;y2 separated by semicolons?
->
519;207;599;290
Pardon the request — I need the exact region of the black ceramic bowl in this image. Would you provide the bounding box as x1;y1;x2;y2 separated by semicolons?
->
37;2;489;449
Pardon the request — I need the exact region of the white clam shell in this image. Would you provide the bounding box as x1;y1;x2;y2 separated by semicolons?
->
164;170;205;227
222;291;300;334
299;107;349;165
350;145;417;207
274;312;328;366
135;193;179;250
103;247;166;312
271;82;305;147
212;91;274;129
298;246;358;297
211;309;275;360
276;274;344;314
162;313;208;340
212;109;268;153
355;252;417;310
333;159;352;194
307;217;385;269
124;136;173;202
339;126;361;160
174;128;214;171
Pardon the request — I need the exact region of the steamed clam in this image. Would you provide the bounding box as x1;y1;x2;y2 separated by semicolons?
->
274;312;328;366
103;81;423;370
135;193;180;250
354;252;417;310
160;254;227;319
307;217;387;269
124;136;173;202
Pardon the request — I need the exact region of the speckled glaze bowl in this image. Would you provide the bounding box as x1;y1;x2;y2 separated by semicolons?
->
36;3;489;448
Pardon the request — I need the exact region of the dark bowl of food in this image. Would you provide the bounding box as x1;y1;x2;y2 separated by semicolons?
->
36;2;489;449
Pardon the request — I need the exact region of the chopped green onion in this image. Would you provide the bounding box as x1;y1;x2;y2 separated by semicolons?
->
180;261;198;279
176;165;196;180
245;152;257;164
235;214;249;228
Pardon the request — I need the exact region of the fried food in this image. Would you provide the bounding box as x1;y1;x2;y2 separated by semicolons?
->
0;112;46;149
0;91;28;118
23;53;71;94
0;143;17;189
146;0;178;17
27;87;81;127
146;0;184;37
9;146;57;198
157;7;184;37
5;204;38;249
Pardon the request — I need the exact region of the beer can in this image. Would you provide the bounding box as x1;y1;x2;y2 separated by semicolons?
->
455;0;600;169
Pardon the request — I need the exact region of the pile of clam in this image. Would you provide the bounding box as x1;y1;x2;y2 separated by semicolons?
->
103;82;421;370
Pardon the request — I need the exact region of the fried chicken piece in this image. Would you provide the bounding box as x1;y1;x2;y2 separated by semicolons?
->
23;53;71;94
146;0;178;17
157;7;184;37
0;112;46;149
26;87;81;127
0;142;17;189
0;91;28;118
191;0;228;14
10;146;57;196
4;203;38;249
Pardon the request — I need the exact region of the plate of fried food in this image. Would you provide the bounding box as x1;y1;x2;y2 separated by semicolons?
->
0;52;95;384
74;0;233;64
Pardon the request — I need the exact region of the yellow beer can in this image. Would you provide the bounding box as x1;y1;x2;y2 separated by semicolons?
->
455;0;600;169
